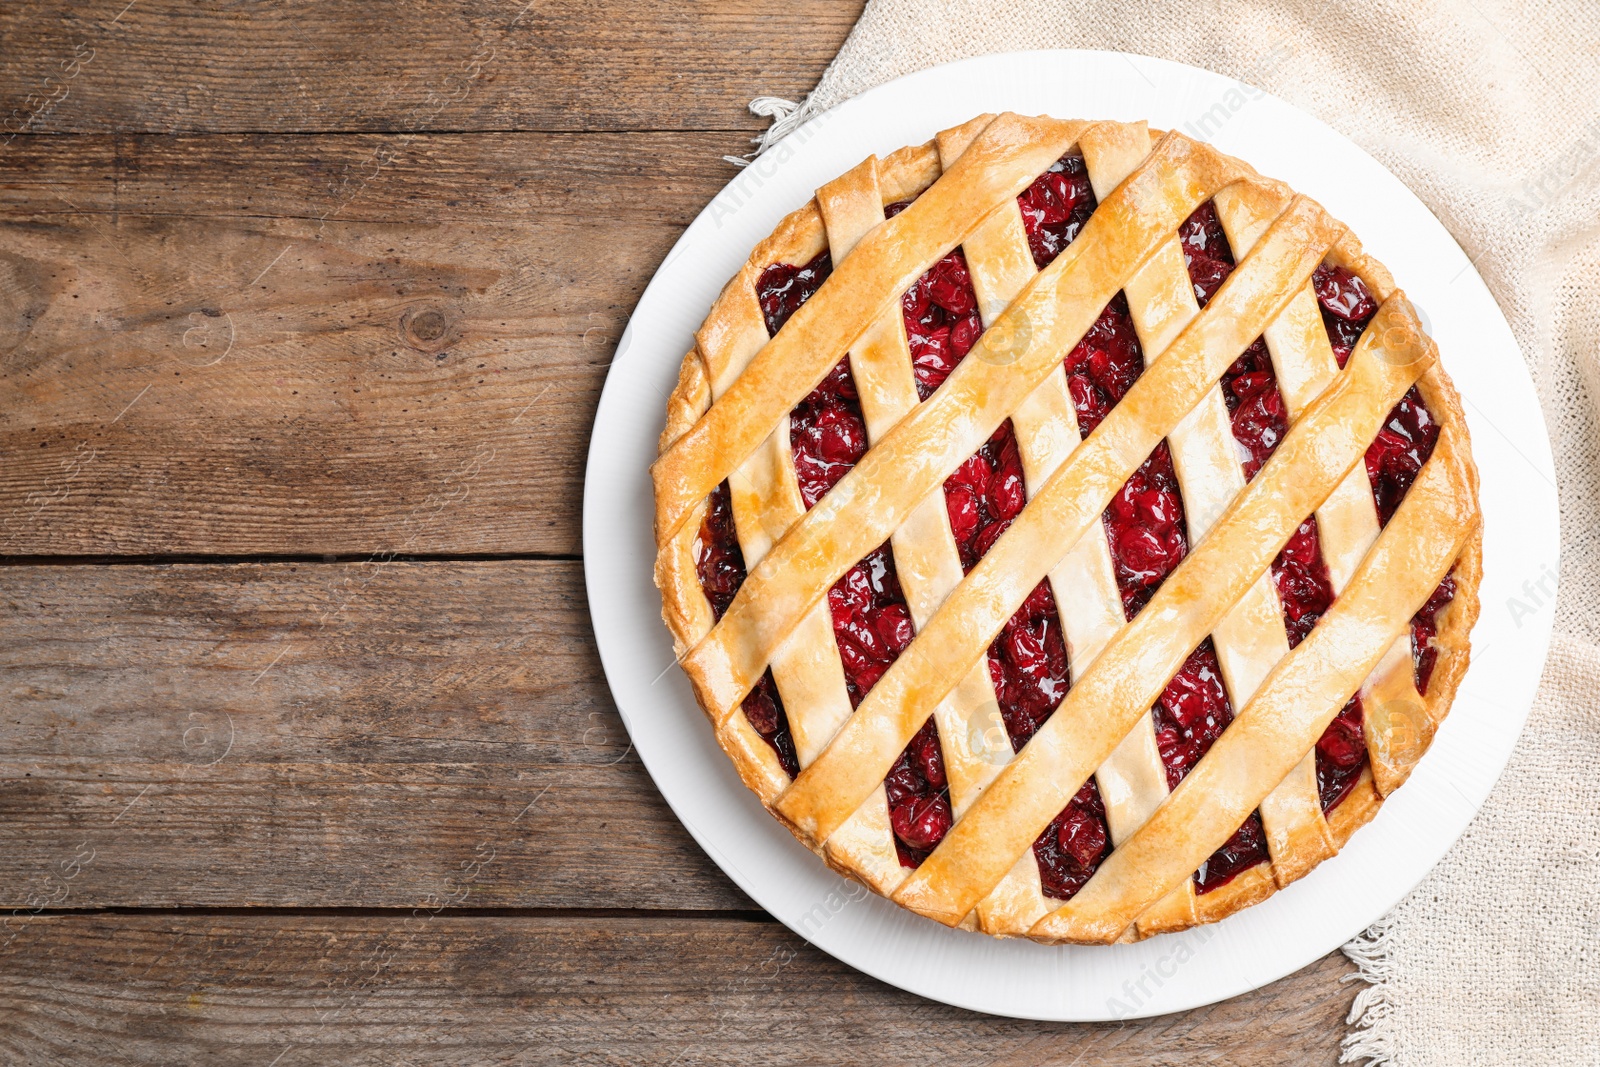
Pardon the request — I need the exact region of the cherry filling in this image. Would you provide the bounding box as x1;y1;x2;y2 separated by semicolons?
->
766;236;986;866
965;154;1109;893
1313;263;1377;369
944;417;1095;896
1221;340;1289;481
1016;151;1097;270
1055;285;1191;624
988;581;1071;750
1152;642;1231;788
1202;218;1354;808
1035;780;1110;900
789;358;869;508
827;544;914;707
1411;574;1456;693
694;481;746;622
1311;264;1442;529
1273;517;1336;650
1147;641;1269;894
1180;202;1292;482
944;421;1026;571
1272;517;1368;812
1173;205;1277;887
1106;443;1189;619
757;251;832;336
1179;200;1235;308
944;423;1074;747
884;719;953;868
1311;265;1454;682
1365;386;1439;526
1064;292;1146;437
690;250;843;776
889;147;1097;402
891;201;985;401
1316;696;1367;814
1196;815;1270;894
694;483;799;776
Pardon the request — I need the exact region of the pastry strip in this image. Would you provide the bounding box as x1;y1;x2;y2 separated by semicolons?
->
889;304;1432;925
684;136;1247;723
653;115;1089;542
1031;419;1477;942
777;198;1343;846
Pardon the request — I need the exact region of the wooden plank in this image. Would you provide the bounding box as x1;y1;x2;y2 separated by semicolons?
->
0;560;755;911
0;913;1355;1064
0;132;747;555
0;0;860;135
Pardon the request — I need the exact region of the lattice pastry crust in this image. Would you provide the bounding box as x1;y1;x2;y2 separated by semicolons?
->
652;115;1481;943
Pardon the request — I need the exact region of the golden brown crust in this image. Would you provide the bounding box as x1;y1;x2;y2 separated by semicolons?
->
651;117;1483;943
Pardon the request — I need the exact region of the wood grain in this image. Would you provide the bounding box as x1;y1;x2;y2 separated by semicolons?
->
0;913;1355;1065
0;132;741;556
0;0;862;135
0;560;754;911
0;3;1359;1056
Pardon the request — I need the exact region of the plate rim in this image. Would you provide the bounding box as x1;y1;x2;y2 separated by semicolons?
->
580;47;1559;1021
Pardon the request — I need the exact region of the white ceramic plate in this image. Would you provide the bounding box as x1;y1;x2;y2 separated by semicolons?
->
582;50;1558;1020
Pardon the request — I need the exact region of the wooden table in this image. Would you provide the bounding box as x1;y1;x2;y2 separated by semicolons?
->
0;2;1357;1060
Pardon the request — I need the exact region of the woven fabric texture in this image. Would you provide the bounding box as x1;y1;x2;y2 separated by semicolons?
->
742;2;1600;1062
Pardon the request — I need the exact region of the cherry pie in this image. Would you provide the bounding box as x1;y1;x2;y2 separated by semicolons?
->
653;115;1481;942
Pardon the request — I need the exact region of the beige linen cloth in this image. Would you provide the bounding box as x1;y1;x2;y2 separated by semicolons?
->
736;2;1600;1062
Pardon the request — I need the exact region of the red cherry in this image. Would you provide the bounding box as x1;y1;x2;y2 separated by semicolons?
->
1085;345;1134;401
1114;525;1181;583
850;659;887;698
926;252;976;316
1278;520;1319;568
944;484;981;551
862;548;902;601
836;635;873;683
901;278;933;323
814;404;866;464
1313;264;1377;322
911;329;957;397
986;649;1010;707
890;794;952;851
947;453;990;497
950;310;984;358
1225;339;1271;381
1058;805;1108;869
1155;724;1184;779
1317;713;1366;767
832;564;872;616
972;518;1011;562
822;358;858;401
1160;674;1211;731
1004;617;1050;677
1067;373;1108;435
873;603;915;657
1423;575;1457;615
883;757;920;804
1325;315;1364;367
1035;170;1077;224
1178;201;1231;262
1186;253;1233;307
842;610;888;662
987;458;1025;521
1231;389;1287;479
756;251;833;336
742;683;780;735
1229;370;1273;404
914;728;947;791
1019;581;1056;620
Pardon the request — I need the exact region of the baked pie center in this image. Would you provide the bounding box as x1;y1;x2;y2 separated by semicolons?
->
671;118;1478;940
